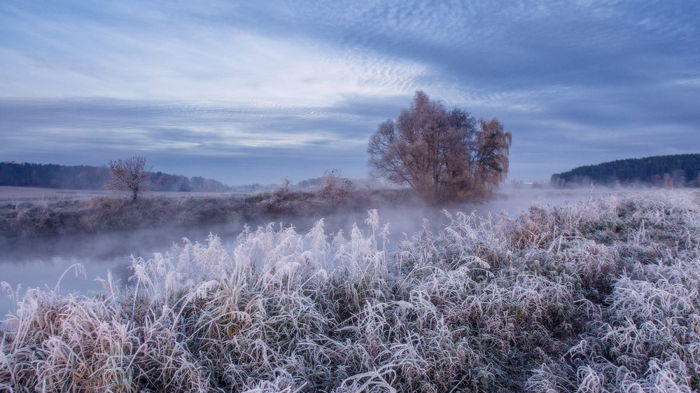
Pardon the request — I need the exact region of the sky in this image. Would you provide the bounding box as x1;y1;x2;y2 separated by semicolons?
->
1;0;699;185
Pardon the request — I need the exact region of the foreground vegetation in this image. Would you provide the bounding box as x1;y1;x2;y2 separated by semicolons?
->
1;191;699;392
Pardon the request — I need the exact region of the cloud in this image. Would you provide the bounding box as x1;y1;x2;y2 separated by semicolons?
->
0;97;381;160
0;0;699;183
0;1;427;106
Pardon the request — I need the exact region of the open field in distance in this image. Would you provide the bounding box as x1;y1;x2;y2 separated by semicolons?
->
0;186;250;203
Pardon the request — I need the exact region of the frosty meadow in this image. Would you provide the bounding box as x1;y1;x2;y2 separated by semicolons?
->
1;190;699;392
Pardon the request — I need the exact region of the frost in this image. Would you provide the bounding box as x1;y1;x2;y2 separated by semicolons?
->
1;192;699;392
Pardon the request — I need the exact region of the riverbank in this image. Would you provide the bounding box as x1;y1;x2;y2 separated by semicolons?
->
0;187;417;238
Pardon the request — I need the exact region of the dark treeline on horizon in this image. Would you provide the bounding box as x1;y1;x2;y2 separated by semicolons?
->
552;154;700;187
0;162;231;192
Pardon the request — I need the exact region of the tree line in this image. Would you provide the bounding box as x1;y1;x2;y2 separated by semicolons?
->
551;154;700;187
0;161;230;193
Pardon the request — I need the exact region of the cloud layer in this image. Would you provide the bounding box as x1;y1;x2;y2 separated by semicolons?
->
1;0;698;184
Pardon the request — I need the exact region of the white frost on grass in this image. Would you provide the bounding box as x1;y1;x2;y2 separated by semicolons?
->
1;191;699;392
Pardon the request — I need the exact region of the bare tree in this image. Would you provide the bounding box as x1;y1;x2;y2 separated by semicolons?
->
368;91;511;204
108;156;151;201
319;169;355;202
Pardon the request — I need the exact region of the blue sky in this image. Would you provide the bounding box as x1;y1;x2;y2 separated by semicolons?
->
1;0;699;185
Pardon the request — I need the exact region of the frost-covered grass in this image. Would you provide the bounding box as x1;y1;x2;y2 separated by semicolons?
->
1;191;698;392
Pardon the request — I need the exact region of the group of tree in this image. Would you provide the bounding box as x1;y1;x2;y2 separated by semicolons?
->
551;154;700;187
0;161;231;194
368;91;512;204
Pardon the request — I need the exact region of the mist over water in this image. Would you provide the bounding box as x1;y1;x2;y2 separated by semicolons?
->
0;186;632;317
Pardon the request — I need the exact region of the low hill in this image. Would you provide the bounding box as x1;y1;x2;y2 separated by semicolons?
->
551;154;700;187
0;161;231;192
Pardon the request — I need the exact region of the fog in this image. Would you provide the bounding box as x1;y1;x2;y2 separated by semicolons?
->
0;186;635;316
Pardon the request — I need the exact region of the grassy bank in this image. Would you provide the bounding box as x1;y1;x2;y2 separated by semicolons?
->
0;188;416;238
1;191;698;392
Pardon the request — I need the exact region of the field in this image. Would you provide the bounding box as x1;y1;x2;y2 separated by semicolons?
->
0;186;250;202
1;189;698;392
0;185;407;238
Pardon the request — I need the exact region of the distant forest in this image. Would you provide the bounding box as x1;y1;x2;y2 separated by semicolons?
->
552;154;700;187
0;162;231;192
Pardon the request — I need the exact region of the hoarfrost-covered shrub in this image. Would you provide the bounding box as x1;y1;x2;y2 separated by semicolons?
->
1;191;699;392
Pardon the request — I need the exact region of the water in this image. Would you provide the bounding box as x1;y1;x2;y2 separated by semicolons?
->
0;223;247;318
0;186;627;317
